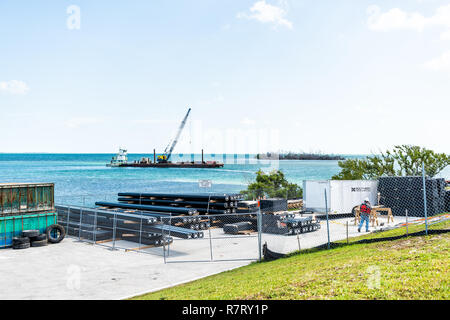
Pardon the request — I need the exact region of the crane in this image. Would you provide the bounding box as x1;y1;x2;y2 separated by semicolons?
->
157;107;191;163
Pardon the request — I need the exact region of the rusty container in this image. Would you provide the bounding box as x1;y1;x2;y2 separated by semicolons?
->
0;183;54;216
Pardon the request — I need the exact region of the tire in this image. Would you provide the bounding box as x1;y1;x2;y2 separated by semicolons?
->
30;234;47;242
22;230;40;238
31;239;48;247
13;242;30;250
12;237;30;245
45;224;66;244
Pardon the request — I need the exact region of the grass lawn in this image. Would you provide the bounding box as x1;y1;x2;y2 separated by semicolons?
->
133;217;450;300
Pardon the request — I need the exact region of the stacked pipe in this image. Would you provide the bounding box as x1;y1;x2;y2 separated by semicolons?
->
378;177;447;216
116;192;243;216
287;199;303;210
56;206;203;248
260;199;288;213
223;222;253;235
95;201;211;229
236;201;259;213
284;216;321;235
261;214;320;235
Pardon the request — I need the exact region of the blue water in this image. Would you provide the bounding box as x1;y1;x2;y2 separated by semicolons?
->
0;153;345;206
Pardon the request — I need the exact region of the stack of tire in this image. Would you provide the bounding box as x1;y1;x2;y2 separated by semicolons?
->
378;176;446;217
12;224;65;250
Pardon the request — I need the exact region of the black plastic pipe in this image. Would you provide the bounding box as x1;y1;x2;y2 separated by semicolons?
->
95;201;197;215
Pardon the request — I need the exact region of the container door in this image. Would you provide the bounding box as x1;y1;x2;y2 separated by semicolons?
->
303;180;330;213
330;180;378;214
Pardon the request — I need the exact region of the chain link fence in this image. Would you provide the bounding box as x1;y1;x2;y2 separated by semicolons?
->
262;164;449;256
55;204;263;262
54;164;449;263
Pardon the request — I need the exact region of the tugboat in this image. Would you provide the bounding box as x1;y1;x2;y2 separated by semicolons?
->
107;148;128;167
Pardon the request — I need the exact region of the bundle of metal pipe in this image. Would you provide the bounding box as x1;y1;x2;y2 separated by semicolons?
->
118;192;243;202
56;205;203;241
56;206;159;225
223;222;254;234
261;214;320;235
117;197;236;209
95;201;212;232
236;201;259;213
94;201;198;216
116;192;242;215
116;230;173;246
103;208;194;224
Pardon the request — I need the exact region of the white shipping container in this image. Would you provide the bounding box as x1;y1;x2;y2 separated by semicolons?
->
303;180;379;214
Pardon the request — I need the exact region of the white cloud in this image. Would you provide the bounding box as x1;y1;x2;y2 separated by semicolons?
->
65;117;102;129
367;5;427;31
0;80;29;95
237;1;293;29
367;4;450;36
423;51;450;71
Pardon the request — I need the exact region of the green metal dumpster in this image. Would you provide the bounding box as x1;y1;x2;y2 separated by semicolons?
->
0;212;58;248
0;183;54;215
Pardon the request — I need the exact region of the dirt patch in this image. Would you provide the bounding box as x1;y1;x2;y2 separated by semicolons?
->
377;233;448;252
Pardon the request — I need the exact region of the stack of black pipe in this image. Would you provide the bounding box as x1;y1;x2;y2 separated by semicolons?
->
236;201;259;213
261;214;320;235
95;192;243;231
260;199;288;213
378;177;446;217
56;205;203;247
223;222;253;234
116;192;243;215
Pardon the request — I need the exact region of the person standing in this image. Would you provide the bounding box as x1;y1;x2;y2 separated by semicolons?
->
358;197;371;233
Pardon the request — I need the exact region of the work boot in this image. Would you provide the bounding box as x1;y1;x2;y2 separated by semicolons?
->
358;228;361;232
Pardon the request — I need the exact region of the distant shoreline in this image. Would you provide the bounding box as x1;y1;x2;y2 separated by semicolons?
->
0;152;364;157
257;152;346;161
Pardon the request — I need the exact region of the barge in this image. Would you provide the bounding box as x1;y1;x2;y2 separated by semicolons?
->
117;162;224;168
107;107;224;168
108;149;224;168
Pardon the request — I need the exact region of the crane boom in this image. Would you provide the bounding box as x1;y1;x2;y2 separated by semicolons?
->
160;108;191;162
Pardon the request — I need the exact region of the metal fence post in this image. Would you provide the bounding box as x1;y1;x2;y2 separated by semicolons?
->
208;216;213;261
66;206;71;234
168;214;172;257
162;219;167;264
93;209;98;244
324;189;330;250
257;206;262;261
138;213;143;252
422;163;429;235
405;209;409;236
111;213;117;250
206;194;214;261
346;220;349;244
78;208;83;240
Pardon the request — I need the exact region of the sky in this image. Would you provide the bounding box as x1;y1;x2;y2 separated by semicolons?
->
0;0;449;154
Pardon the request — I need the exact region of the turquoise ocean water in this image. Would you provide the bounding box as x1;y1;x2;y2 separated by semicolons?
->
3;153;447;207
0;153;345;206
